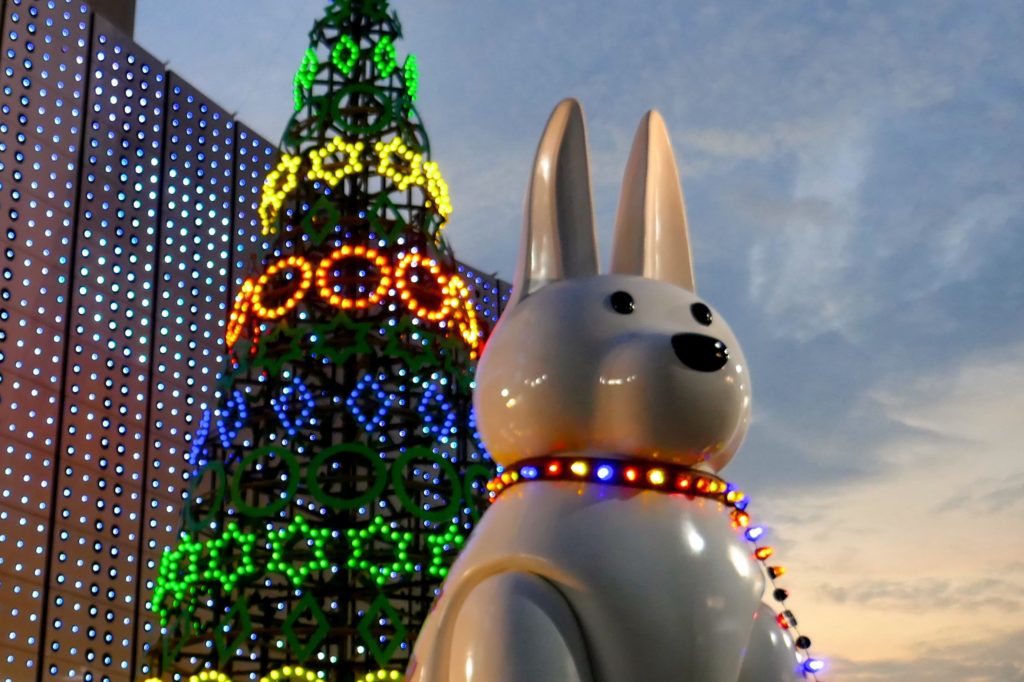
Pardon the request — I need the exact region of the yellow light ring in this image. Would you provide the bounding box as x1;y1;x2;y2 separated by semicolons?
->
375;136;424;191
394;252;453;322
250;255;314;320
315;244;393;310
459;310;482;357
259;153;303;236
445;275;482;357
307;136;365;187
422;160;452;224
359;670;405;682
225;278;255;350
258;137;453;238
187;672;233;682
258;665;325;682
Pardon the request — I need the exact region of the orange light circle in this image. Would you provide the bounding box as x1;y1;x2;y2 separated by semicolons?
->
225;278;255;349
250;255;314;320
394;252;453;322
315;244;393;310
445;275;482;358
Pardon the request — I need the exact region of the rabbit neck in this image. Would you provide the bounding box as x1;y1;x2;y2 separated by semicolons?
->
486;455;746;512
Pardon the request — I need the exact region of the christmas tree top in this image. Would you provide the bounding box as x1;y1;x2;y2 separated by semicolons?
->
259;0;451;249
232;0;481;367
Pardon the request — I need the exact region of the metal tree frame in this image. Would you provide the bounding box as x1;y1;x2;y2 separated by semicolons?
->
147;1;495;680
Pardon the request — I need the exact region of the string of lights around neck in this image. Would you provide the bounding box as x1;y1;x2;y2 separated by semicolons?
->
486;455;742;504
486;455;828;679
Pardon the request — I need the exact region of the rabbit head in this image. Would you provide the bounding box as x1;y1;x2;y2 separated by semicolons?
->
475;99;751;473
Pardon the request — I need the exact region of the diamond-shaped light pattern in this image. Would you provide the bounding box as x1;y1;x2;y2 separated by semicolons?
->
0;2;511;679
357;594;408;668
348;370;417;434
0;0;89;676
283;592;330;663
417;379;457;439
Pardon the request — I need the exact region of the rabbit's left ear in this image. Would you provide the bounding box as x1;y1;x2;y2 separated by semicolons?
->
610;110;696;292
509;98;599;309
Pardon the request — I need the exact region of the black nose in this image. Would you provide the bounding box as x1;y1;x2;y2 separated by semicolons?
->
671;333;729;372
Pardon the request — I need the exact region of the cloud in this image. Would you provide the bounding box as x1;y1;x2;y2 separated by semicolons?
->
744;342;1024;666
820;575;1024;613
933;471;1024;514
743;120;870;342
830;628;1024;682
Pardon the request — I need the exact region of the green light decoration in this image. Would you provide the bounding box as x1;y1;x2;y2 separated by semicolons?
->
268;516;335;587
152;518;467;625
294;47;319;111
142;0;507;679
205;522;260;592
426;524;465;578
373;35;397;78
347;515;415;586
152;535;204;627
331;34;359;75
403;55;419;101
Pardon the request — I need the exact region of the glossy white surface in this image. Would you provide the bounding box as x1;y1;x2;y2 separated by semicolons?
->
738;604;802;682
476;99;750;472
511;97;599;308
476;273;751;470
410;482;802;682
409;100;798;681
611;109;696;292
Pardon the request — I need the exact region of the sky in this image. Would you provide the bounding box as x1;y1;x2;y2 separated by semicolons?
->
135;1;1024;679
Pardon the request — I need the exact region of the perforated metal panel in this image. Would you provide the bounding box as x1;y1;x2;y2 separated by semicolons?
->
231;123;274;290
0;0;89;679
41;17;165;681
134;74;236;674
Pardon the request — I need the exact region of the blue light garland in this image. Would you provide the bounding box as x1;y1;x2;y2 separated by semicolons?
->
217;389;249;450
187;408;212;469
271;376;316;437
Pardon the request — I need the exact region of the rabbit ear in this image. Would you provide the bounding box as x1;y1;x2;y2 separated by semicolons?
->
610;110;696;292
509;98;599;308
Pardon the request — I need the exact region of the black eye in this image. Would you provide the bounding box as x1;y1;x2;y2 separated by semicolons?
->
609;291;635;314
690;302;713;325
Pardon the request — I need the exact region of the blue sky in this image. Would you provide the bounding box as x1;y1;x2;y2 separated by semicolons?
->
136;1;1024;678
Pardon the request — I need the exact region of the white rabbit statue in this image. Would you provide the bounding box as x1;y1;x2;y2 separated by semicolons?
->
407;99;805;682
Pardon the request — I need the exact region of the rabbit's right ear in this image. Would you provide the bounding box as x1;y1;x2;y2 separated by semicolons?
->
610;110;696;292
509;98;599;308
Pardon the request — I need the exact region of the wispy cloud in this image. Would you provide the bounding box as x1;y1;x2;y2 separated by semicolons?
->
748;343;1024;665
831;628;1024;682
933;471;1024;514
820;575;1024;612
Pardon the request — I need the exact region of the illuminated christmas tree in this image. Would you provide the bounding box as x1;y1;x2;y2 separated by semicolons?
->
143;1;497;679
